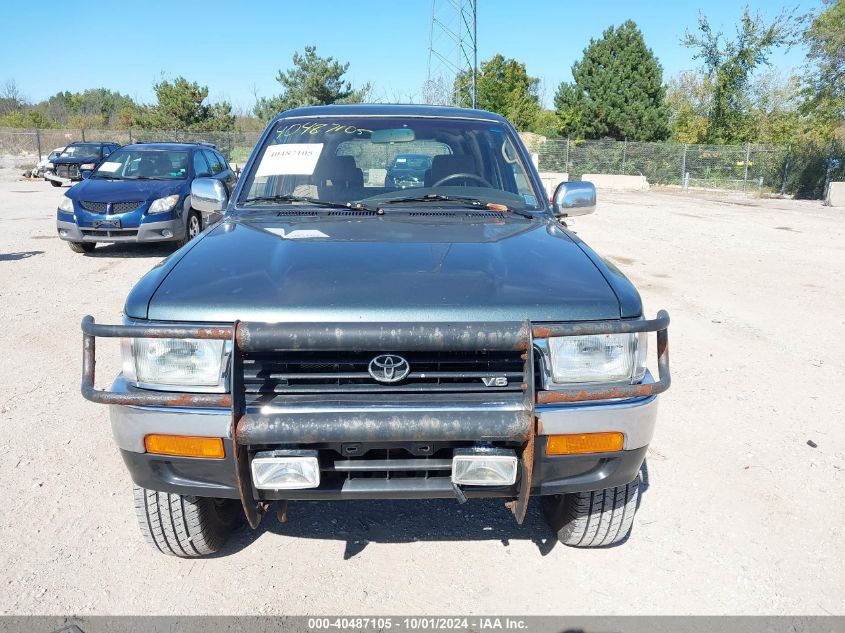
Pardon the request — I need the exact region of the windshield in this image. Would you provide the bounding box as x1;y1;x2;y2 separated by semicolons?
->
61;144;101;157
92;149;189;180
239;116;542;210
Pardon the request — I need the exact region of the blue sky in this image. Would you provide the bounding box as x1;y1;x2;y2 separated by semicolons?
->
1;0;820;112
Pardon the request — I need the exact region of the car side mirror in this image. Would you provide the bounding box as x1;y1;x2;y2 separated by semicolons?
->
552;181;596;218
80;170;92;180
191;178;228;214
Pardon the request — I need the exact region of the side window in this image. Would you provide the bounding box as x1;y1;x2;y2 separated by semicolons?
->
203;150;223;175
193;151;211;177
502;136;537;205
215;151;230;172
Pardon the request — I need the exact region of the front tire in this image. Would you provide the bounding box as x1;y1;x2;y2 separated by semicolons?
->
133;486;241;557
541;475;640;547
67;241;96;253
176;210;201;247
50;179;62;187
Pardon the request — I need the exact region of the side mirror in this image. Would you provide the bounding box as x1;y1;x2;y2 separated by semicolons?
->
191;178;228;214
552;181;596;218
80;170;92;179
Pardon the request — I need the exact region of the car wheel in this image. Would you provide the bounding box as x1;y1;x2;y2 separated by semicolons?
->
541;475;641;547
67;241;96;254
50;180;62;187
176;210;201;247
133;486;242;557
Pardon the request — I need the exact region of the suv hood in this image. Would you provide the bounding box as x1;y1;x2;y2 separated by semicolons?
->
53;154;100;165
135;215;633;323
68;177;183;201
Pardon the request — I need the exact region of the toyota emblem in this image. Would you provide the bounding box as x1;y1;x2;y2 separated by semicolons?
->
368;354;411;383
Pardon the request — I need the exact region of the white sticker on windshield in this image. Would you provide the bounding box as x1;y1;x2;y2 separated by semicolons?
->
265;228;329;240
255;143;323;177
98;161;121;172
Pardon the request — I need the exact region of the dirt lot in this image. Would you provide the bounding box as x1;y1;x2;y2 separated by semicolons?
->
0;170;842;615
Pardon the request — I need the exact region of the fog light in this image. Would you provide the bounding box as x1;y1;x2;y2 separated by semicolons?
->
546;432;624;455
59;229;68;238
161;229;173;239
451;448;518;486
144;434;224;459
251;450;320;490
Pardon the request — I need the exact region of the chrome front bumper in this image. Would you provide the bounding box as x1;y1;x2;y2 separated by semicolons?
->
110;375;658;454
84;315;670;525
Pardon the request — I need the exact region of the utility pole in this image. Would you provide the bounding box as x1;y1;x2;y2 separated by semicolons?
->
426;0;478;107
472;0;477;108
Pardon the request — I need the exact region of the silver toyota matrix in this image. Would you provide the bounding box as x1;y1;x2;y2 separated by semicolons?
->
81;104;671;557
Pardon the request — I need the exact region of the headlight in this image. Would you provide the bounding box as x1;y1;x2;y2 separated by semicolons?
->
121;338;229;389
80;162;96;170
547;332;646;384
58;195;74;213
148;194;180;214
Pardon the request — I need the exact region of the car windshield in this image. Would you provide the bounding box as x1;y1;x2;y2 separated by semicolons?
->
239;116;542;210
92;149;190;180
61;144;101;157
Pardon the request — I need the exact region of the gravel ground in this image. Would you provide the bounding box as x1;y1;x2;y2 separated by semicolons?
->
0;170;842;615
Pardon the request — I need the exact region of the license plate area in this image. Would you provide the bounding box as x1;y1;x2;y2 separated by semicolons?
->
93;219;121;229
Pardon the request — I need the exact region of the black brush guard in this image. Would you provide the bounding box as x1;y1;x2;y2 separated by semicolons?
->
81;312;670;528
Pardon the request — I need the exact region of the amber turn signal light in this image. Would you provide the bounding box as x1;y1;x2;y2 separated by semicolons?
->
546;432;624;455
144;434;225;459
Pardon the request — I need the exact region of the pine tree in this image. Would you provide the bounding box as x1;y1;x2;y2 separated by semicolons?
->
254;46;371;121
455;54;541;131
555;20;669;141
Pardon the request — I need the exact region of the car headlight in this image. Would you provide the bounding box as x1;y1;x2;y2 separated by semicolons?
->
547;332;647;384
121;338;229;389
148;194;180;214
80;163;96;170
58;195;74;213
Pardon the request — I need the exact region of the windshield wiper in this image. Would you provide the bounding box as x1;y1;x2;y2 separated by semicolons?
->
241;194;376;212
380;193;534;218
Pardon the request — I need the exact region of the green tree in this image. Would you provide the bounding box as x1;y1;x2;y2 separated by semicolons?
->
42;88;135;128
746;71;803;144
138;77;234;131
528;110;561;138
0;108;53;129
254;46;370;121
682;6;802;143
665;71;713;143
455;54;541;130
801;0;845;134
554;20;669;141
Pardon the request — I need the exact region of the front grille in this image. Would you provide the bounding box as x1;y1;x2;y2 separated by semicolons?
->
80;201;143;214
324;446;454;479
56;164;79;179
80;229;138;238
242;350;525;395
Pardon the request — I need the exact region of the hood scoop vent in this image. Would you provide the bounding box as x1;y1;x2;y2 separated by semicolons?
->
407;210;506;218
328;210;378;216
275;210;378;217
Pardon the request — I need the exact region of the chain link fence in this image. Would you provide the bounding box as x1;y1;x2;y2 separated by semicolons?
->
3;126;841;199
527;137;843;198
0;127;263;168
